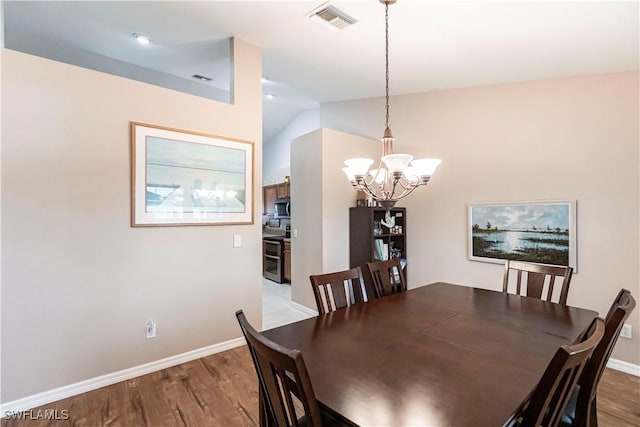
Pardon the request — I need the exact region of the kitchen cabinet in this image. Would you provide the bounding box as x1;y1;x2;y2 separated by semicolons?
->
277;182;290;198
263;182;290;215
284;240;291;282
263;185;278;215
349;207;407;292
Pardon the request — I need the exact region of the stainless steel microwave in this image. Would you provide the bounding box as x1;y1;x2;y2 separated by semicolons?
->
274;197;290;218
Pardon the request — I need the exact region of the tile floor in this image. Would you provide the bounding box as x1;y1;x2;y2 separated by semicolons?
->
262;278;315;330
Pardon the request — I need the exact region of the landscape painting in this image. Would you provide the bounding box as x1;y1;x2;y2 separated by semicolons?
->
468;200;576;269
131;122;254;226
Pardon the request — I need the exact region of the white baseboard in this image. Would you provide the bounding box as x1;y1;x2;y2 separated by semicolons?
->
607;358;640;376
0;337;246;414
290;301;318;316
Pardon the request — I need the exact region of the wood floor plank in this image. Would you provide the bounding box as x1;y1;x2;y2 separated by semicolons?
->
596;368;640;426
1;346;637;426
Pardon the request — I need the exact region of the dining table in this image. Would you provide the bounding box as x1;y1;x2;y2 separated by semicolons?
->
262;282;598;427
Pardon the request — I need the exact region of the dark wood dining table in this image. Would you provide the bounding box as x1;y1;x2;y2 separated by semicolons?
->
262;282;598;427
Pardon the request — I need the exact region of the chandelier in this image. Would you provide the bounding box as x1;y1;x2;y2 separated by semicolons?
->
343;0;441;210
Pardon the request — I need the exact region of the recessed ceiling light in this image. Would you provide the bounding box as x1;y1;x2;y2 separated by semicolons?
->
264;93;275;100
192;74;212;82
133;33;150;45
261;76;270;84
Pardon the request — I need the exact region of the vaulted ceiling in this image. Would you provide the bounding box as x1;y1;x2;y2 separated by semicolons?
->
4;1;638;143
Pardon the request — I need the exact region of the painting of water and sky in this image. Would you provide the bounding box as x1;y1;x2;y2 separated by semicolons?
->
145;136;247;214
469;201;576;267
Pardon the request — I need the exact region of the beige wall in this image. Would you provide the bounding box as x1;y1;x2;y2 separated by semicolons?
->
1;40;263;403
290;130;324;308
321;71;640;365
290;128;378;309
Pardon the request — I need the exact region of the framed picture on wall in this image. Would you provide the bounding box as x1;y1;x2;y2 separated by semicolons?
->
130;122;254;226
467;200;577;271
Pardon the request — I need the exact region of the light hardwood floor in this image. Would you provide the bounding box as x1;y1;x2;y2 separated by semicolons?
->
2;346;639;426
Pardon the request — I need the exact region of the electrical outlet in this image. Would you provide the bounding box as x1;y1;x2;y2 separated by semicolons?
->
146;321;157;339
233;234;241;248
620;323;632;339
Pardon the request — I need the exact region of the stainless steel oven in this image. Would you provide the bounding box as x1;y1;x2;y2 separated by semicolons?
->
263;238;284;283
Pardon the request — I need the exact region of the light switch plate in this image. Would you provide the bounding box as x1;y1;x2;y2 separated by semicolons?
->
233;234;242;247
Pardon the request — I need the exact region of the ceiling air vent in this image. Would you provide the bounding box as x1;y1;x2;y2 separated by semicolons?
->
307;2;357;31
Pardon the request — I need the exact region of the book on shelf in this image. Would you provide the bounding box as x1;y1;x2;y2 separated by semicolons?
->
374;239;389;261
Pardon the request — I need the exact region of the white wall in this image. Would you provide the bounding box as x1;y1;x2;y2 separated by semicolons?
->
321;71;640;365
290;128;378;309
1;39;263;403
263;109;319;185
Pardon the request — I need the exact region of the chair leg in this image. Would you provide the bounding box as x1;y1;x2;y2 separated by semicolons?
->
589;397;598;427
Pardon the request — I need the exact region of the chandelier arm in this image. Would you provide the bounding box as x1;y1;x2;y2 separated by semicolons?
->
359;178;396;202
389;177;402;199
389;185;413;201
357;180;383;199
358;186;377;200
396;178;424;192
394;185;420;200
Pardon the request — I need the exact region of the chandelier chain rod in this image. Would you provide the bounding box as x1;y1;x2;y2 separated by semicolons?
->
385;2;390;129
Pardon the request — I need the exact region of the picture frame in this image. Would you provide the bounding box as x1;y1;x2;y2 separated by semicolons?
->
131;122;254;226
468;200;577;270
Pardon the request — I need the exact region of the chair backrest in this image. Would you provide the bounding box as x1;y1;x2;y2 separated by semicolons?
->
503;260;574;306
573;289;636;426
367;258;407;298
235;310;323;427
517;317;604;427
309;266;368;314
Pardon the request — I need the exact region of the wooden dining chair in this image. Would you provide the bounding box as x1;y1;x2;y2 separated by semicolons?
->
366;258;407;298
507;317;605;427
235;310;325;427
503;260;574;306
563;289;636;427
309;267;368;314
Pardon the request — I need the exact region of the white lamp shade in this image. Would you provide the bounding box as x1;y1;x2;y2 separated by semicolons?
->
344;158;374;176
411;158;441;176
402;166;419;182
342;167;356;181
381;154;413;173
368;168;388;184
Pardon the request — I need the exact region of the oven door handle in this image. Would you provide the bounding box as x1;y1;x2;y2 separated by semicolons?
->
264;254;281;260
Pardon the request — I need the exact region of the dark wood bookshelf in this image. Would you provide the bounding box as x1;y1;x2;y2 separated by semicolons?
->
349;206;407;294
